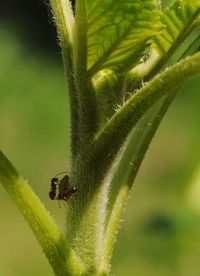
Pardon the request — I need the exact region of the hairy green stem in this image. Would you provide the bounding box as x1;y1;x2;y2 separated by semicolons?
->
50;0;80;158
65;54;200;272
2;1;200;275
50;0;74;44
0;151;83;275
103;91;178;264
74;0;97;140
91;53;200;181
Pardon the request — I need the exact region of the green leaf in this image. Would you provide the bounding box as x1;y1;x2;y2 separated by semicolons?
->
157;0;175;10
181;29;200;57
128;0;200;88
151;0;200;66
87;0;160;76
167;25;200;64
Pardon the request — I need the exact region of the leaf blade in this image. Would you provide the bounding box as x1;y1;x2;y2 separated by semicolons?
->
87;0;161;75
152;0;200;55
128;0;200;89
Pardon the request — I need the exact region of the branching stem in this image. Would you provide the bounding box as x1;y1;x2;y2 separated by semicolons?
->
90;53;200;180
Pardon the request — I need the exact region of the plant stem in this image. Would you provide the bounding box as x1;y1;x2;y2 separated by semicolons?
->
74;0;97;140
91;53;200;181
65;53;200;272
103;91;179;264
50;0;80;157
66;163;110;274
0;151;84;275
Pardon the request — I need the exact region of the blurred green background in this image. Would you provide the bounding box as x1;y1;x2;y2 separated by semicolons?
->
0;1;200;275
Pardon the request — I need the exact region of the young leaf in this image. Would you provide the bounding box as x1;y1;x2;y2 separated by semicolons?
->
181;28;200;57
167;25;200;64
128;0;200;88
158;0;175;10
150;0;200;74
87;0;161;76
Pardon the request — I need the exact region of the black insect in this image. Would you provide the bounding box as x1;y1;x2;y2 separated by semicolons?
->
49;177;59;200
49;173;78;202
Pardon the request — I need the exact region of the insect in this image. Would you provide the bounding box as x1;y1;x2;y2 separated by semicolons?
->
49;172;78;202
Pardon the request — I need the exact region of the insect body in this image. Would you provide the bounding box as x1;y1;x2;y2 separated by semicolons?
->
57;175;78;201
49;177;59;200
49;173;78;202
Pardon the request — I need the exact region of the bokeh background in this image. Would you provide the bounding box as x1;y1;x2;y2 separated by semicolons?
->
0;1;200;275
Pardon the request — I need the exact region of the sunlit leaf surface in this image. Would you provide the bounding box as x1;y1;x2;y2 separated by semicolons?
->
152;0;200;55
86;0;160;75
